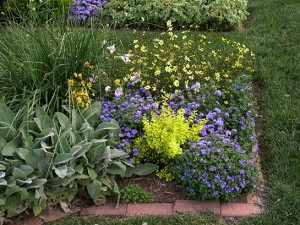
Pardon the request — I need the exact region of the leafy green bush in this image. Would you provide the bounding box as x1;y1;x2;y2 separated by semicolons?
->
137;106;205;164
0;102;132;221
121;184;154;203
171;134;258;201
101;0;249;30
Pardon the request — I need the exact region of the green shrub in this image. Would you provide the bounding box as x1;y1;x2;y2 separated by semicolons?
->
101;0;249;30
0;102;132;221
121;184;154;203
136;106;205;164
171;134;258;201
0;0;28;23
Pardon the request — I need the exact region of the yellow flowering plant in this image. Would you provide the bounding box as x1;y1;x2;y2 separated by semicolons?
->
127;21;255;98
64;61;96;109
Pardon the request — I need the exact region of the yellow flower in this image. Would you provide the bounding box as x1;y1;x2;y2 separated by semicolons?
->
115;79;121;85
74;72;78;78
173;80;179;87
68;79;74;86
84;61;90;67
92;93;95;97
141;45;147;52
76;97;82;104
86;103;90;108
89;65;95;70
87;82;93;89
78;73;83;79
72;91;77;96
81;102;85;107
81;81;85;86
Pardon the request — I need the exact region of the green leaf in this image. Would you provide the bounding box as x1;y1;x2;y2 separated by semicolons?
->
72;143;92;158
53;165;68;178
27;179;47;189
75;163;83;174
132;163;159;176
2;139;19;156
71;109;83;131
0;164;5;171
0;179;7;186
12;167;27;180
55;112;71;130
25;154;39;169
5;184;21;195
82;102;102;125
107;165;125;175
19;165;34;176
0;103;15;126
33;204;43;216
87;167;97;180
0;198;5;206
52;153;74;165
87;180;101;201
0;171;5;178
110;148;126;158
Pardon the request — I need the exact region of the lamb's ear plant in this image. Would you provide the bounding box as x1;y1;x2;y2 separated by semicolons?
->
0;102;132;222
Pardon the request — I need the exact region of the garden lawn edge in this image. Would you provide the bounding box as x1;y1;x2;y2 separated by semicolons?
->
4;154;264;225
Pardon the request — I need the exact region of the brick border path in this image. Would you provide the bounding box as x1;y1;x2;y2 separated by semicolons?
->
5;155;264;225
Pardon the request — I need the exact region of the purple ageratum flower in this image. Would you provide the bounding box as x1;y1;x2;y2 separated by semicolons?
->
214;90;222;96
191;82;201;89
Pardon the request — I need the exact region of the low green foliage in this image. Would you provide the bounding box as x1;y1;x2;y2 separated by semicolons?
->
0;102;133;222
102;0;249;30
121;184;154;203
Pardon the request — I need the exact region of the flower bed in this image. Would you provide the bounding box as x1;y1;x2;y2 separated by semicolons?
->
0;22;259;222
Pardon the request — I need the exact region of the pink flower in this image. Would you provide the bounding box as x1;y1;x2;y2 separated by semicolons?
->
89;74;96;83
105;86;111;92
120;54;131;63
130;72;140;83
107;44;116;54
114;87;123;97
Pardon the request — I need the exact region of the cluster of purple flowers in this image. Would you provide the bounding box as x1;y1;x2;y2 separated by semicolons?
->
171;134;258;201
70;0;107;21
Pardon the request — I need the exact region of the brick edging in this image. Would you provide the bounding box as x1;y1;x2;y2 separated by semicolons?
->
5;155;265;225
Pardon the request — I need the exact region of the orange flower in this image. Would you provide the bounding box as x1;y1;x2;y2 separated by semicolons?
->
68;79;74;86
76;97;82;104
89;65;95;70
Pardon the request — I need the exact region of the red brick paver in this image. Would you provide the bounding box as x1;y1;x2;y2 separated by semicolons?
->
247;193;262;205
221;203;263;217
127;203;173;216
80;204;127;216
5;215;43;225
39;207;81;223
173;200;220;215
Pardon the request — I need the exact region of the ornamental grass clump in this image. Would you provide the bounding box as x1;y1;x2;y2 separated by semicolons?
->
171;134;258;201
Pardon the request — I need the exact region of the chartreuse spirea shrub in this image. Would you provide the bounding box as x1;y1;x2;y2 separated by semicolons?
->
101;0;249;30
171;134;258;201
125;22;255;97
0;102;159;222
140;106;206;164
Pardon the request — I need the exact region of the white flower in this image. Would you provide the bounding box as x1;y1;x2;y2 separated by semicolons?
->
114;87;123;97
120;54;131;63
107;44;116;54
105;86;111;92
130;72;140;83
